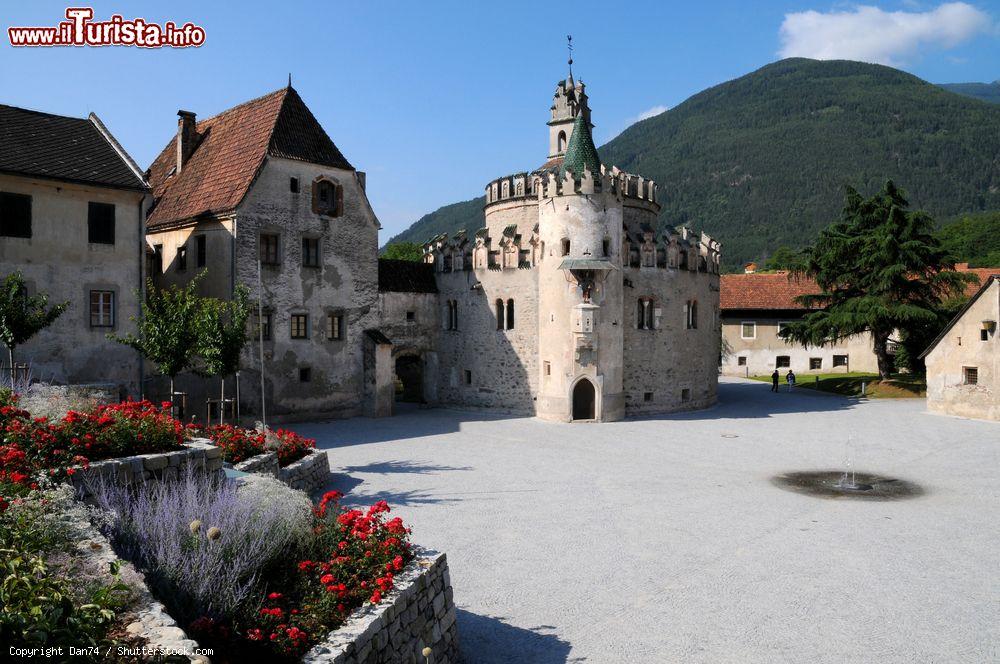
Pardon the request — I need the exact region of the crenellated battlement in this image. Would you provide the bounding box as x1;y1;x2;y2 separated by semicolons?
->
484;164;658;209
622;225;722;275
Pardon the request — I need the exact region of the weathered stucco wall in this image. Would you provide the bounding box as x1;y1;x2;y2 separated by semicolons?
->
146;218;235;300
0;174;146;394
623;267;719;414
720;318;880;377
925;279;999;421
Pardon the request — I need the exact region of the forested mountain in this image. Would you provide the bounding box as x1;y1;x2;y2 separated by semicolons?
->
387;58;1000;270
937;81;1000;104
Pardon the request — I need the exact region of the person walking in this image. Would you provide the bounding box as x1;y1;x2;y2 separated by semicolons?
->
786;369;796;391
771;369;780;392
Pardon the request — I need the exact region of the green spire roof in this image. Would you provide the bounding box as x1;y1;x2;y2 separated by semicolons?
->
561;112;600;179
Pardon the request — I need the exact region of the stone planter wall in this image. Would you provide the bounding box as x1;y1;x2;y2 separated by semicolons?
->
303;550;459;664
278;448;330;495
232;450;280;476
70;438;223;499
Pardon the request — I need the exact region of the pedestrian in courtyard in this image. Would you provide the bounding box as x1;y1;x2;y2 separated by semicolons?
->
771;369;780;392
786;370;796;391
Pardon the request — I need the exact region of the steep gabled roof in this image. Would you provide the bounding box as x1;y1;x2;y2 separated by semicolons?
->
0;104;146;190
146;87;353;228
920;275;999;358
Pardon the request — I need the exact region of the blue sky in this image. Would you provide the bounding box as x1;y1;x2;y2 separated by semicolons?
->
2;1;998;239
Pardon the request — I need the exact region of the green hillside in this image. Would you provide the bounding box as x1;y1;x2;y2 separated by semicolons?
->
938;211;1000;268
937;81;1000;104
388;58;1000;269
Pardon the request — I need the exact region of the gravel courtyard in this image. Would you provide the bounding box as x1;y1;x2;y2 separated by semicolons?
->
293;377;999;664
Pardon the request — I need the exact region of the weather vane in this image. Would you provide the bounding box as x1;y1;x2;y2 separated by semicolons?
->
567;34;574;77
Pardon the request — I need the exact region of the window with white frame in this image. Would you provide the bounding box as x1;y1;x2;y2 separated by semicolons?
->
89;290;114;327
741;321;756;339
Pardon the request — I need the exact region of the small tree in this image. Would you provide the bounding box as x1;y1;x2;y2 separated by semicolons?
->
198;285;252;423
780;181;976;379
381;241;424;262
113;274;207;409
762;245;806;272
0;272;68;387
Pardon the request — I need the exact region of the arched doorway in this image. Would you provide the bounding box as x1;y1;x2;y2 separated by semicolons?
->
395;355;424;403
572;378;596;421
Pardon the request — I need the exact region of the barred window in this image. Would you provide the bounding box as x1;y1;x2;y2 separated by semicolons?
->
291;313;309;339
776;356;791;368
964;366;978;385
89;290;114;327
832;355;848;367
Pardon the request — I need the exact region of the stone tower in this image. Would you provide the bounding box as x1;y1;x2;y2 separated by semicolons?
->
536;94;626;422
547;74;591;162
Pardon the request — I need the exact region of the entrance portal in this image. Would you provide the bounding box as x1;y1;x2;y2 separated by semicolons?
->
395;355;424;403
572;378;596;421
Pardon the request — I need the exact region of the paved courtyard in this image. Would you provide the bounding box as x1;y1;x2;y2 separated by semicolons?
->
293;377;999;663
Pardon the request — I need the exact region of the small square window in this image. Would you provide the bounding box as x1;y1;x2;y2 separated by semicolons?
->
291;313;309;339
406;311;415;322
0;192;32;238
964;367;978;385
741;322;756;339
644;391;653;402
176;245;187;272
196;234;206;267
809;358;822;370
290;177;299;193
833;355;848;367
302;237;320;267
260;233;280;265
89;290;114;327
327;313;344;341
87;202;115;244
776;356;791;368
299;367;311;382
464;370;472;385
544;361;551;376
737;357;747;366
681;388;691;401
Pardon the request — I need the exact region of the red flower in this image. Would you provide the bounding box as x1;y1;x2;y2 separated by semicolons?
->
370;590;382;604
268;592;283;600
320;574;334;585
247;628;263;641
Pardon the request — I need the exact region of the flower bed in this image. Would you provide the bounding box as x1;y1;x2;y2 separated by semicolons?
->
201;424;316;468
92;475;418;661
278;448;330;495
1;395;186;489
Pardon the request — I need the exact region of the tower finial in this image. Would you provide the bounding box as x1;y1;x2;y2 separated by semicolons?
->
287;72;292;88
567;35;574;79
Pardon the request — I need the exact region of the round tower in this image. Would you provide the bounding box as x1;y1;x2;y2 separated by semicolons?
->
536;110;626;422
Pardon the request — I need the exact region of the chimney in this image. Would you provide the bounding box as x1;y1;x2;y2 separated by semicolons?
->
356;171;366;191
744;262;758;274
176;110;197;173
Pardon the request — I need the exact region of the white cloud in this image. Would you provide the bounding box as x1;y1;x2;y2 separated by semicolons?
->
634;105;670;122
778;2;993;66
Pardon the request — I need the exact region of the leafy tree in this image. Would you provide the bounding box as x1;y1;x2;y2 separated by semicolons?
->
0;272;68;387
112;274;207;407
780;181;977;379
936;211;1000;268
198;285;252;423
762;246;806;272
381;241;424;262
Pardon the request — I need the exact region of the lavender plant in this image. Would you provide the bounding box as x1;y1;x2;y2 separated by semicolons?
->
90;469;310;626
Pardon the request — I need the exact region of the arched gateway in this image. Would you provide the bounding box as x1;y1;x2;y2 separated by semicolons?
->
572;378;596;421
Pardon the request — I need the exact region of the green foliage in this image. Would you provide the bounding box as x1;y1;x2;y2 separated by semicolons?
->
198;285;252;379
937;81;1000;105
780;181;977;378
380;241;424;262
0;272;68;381
390;59;1000;270
762;246;806;272
112;273;208;382
937;211;1000;268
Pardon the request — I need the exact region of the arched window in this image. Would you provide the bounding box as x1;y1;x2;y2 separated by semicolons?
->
686;300;698;329
561;238;571;256
558;131;567;153
495;299;504;330
506;298;515;330
637;298;654;330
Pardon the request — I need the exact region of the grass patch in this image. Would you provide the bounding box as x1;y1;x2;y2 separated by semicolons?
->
749;372;926;398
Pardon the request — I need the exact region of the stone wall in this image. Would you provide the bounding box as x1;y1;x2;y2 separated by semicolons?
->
278;448;330;495
69;438;223;499
233;450;280;476
303;550;459;664
19;382;120;421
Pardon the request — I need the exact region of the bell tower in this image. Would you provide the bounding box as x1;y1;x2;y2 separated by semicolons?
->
548;36;592;161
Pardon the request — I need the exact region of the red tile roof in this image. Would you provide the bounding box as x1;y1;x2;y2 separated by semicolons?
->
721;264;1000;311
146;87;352;228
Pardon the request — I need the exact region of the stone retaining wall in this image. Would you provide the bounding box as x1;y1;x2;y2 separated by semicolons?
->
303;550;459;664
70;438;223;498
232;450;280;476
278;448;330;495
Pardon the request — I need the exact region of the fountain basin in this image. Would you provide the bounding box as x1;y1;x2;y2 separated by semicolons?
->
771;470;925;501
